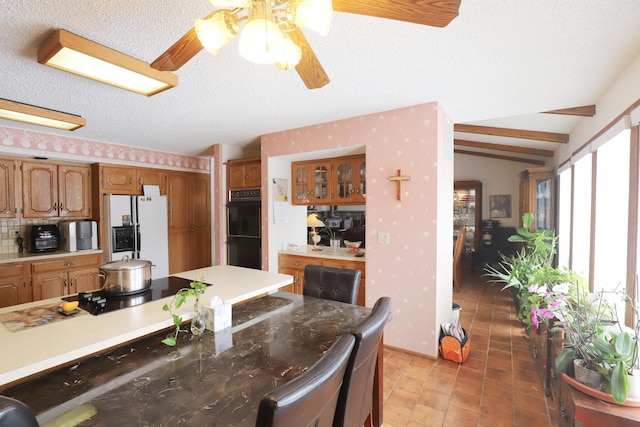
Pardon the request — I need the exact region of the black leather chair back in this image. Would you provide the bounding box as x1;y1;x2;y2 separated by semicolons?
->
0;396;39;427
303;265;361;305
333;297;391;427
256;334;355;427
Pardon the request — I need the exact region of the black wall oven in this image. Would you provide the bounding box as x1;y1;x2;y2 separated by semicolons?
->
227;188;261;269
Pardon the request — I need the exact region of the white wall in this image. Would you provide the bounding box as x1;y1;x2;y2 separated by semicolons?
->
265;156;308;272
559;54;640;162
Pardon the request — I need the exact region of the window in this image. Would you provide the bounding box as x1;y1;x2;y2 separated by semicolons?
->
571;152;592;281
557;167;572;269
593;129;630;320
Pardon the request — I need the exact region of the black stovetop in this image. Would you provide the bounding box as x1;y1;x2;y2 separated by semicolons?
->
64;276;207;315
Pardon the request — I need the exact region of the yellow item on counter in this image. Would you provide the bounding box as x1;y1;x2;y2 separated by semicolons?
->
60;301;79;313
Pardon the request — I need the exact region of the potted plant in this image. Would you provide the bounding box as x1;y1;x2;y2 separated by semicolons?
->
161;276;207;347
536;284;639;403
484;212;560;331
325;226;340;251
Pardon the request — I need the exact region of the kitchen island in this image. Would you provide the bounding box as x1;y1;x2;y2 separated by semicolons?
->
2;292;378;426
0;265;292;388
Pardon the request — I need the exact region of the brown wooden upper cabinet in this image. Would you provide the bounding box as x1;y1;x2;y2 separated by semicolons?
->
227;158;261;190
0;159;16;218
100;165;166;195
292;154;366;206
22;161;91;219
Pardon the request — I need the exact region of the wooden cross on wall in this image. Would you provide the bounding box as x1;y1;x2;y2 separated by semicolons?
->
388;169;411;201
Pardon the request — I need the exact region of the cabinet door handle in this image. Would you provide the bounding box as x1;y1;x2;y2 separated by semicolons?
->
64;262;73;266
64;280;68;287
138;178;142;185
59;203;64;211
129;178;133;184
53;203;57;210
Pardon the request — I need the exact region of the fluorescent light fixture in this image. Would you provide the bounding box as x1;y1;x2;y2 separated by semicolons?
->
38;29;178;96
0;98;85;131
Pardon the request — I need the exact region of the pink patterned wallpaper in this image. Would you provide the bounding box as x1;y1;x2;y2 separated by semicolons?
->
0;126;210;171
261;102;453;358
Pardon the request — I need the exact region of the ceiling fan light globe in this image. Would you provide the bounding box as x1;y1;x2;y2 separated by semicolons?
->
275;32;302;70
195;13;239;55
209;0;250;8
288;0;332;36
239;18;285;64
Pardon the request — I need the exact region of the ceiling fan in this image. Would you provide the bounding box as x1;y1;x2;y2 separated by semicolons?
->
150;0;461;89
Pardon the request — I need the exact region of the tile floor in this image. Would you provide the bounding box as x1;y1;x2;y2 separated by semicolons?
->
381;268;559;427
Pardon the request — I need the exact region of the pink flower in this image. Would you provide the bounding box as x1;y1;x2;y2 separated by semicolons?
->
531;307;540;329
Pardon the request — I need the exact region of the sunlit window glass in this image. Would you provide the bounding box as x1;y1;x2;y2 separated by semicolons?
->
557;168;572;269
571;153;592;281
593;129;630;321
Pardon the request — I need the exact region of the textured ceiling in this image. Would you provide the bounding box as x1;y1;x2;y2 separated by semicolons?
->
2;1;640;157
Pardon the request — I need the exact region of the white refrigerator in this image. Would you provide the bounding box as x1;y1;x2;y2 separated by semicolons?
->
103;195;169;278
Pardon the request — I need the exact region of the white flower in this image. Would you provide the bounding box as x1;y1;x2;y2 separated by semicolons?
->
552;283;570;295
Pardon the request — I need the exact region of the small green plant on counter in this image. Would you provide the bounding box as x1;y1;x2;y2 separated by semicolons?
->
325;226;338;240
161;276;207;347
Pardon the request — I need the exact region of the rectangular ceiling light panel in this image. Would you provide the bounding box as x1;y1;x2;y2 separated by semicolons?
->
0;99;85;131
38;29;178;96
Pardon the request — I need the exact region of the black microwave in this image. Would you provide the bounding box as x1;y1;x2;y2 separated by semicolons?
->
30;225;60;253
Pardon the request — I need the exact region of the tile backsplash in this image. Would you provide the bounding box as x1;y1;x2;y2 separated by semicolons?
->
0;219;58;254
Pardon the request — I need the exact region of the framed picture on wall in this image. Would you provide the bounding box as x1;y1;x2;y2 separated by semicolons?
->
490;194;511;218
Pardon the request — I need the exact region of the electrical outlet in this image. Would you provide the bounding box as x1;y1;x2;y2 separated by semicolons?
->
378;232;390;245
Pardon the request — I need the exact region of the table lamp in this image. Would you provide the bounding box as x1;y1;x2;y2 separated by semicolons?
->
307;213;325;251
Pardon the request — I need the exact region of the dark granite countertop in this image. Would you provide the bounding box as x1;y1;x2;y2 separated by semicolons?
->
5;292;371;426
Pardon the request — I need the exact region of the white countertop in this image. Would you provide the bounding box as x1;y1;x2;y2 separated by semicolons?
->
0;265;293;388
279;245;365;262
0;249;103;264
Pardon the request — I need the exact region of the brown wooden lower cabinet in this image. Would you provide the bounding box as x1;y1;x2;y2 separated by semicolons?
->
0;263;30;308
559;378;640;426
30;253;102;301
532;326;640;426
277;253;365;306
528;323;551;396
0;253;102;308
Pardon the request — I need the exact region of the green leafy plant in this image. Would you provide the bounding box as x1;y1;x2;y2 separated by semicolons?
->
325;226;338;240
161;275;207;347
484;212;560;329
543;286;638;403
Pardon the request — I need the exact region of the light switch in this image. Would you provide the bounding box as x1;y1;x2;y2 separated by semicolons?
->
378;232;390;245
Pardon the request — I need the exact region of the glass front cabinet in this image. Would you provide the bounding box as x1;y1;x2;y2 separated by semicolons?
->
453;181;482;255
519;166;555;231
292;155;365;206
335;156;366;204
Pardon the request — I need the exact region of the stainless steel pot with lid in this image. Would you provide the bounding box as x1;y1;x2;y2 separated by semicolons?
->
95;256;153;295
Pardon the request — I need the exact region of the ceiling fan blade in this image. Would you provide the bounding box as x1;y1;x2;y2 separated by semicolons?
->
289;28;330;90
151;11;219;71
333;0;461;27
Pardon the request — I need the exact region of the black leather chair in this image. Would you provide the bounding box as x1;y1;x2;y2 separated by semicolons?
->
255;334;356;427
333;297;391;427
0;396;39;427
303;265;361;305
